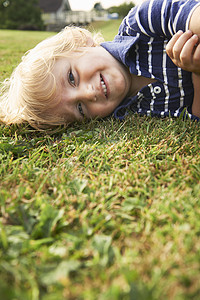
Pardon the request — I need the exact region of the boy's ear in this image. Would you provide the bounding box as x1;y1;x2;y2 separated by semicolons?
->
86;37;95;47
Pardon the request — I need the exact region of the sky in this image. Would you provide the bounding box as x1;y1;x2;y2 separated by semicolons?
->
69;0;141;11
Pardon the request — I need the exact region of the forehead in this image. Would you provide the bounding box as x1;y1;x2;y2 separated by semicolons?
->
53;57;69;83
53;47;101;74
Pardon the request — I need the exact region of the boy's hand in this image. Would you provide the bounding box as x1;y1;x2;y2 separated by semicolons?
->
166;30;200;74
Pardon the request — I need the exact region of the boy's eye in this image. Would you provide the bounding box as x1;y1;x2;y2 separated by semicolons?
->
68;70;75;86
77;103;84;117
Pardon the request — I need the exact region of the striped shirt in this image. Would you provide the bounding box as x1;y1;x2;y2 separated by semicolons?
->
101;0;200;120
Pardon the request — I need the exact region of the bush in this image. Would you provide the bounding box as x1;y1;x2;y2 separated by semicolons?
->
0;0;44;30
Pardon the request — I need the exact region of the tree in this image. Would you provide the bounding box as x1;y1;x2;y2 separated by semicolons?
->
108;2;135;18
0;0;44;30
94;2;104;11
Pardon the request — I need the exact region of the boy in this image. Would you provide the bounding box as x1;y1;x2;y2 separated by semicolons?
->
1;0;200;130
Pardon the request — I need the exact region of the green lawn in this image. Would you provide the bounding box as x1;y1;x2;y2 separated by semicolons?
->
0;23;200;300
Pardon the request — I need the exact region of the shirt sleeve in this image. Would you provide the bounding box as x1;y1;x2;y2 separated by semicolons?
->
119;0;200;39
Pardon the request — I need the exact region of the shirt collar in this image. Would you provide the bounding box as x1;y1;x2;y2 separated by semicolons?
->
101;35;139;66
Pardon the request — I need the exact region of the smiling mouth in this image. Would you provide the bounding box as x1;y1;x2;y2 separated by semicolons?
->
100;74;107;98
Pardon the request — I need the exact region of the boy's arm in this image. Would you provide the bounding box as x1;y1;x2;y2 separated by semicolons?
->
119;0;200;40
188;5;200;117
192;73;200;118
166;3;200;73
147;1;200;118
189;5;200;38
166;28;200;118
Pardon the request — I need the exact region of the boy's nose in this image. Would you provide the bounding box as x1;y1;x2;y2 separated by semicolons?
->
82;84;96;102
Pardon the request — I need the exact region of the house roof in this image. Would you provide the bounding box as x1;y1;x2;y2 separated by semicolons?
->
39;0;71;13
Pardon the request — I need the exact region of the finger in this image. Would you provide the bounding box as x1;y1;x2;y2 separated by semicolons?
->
166;30;184;58
171;30;193;60
179;34;199;65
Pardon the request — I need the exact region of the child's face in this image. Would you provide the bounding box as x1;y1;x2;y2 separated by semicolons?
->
52;46;132;123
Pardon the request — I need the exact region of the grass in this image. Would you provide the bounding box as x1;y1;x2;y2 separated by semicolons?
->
88;20;122;41
0;22;200;300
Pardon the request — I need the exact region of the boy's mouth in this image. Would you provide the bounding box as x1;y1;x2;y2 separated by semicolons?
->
100;74;108;98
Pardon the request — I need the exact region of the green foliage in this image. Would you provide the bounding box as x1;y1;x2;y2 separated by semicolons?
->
108;1;135;18
94;2;104;11
0;26;200;300
0;0;44;30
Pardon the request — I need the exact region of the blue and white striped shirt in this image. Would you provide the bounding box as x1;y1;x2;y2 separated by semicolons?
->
101;0;200;120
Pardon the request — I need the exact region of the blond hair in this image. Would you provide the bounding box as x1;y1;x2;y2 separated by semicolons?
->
0;26;104;130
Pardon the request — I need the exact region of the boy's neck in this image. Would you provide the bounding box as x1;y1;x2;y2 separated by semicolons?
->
128;74;157;97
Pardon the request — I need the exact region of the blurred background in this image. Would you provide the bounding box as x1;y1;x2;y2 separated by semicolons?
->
0;0;142;31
